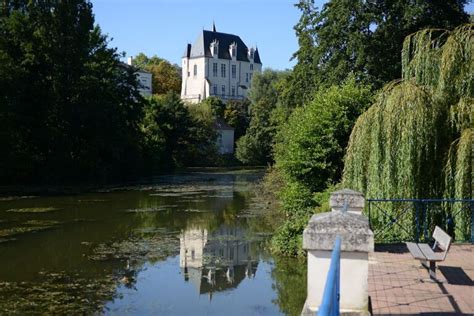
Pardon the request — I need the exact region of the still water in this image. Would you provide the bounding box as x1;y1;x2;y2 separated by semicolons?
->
0;170;306;315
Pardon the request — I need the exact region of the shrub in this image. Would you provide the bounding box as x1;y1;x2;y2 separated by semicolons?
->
271;78;373;256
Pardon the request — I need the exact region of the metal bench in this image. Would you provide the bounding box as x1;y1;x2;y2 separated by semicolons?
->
406;226;452;281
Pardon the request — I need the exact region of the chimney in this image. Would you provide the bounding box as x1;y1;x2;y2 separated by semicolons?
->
127;56;133;66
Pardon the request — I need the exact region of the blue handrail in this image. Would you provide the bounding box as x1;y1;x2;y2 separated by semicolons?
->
367;198;473;203
318;236;341;316
366;198;473;243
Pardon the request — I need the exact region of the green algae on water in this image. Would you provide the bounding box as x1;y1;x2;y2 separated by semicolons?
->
124;207;168;213
124;205;178;213
0;196;36;201
88;234;179;262
0;272;117;314
183;209;208;213
0;226;53;238
6;207;59;213
0;221;60;239
24;220;61;226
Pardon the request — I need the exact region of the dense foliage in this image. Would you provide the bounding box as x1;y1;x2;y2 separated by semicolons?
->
141;93;217;170
262;0;471;256
236;69;289;165
195;96;250;144
0;1;220;185
285;0;470;106
223;99;251;140
0;0;144;184
271;79;373;255
343;25;473;241
275;79;373;193
132;53;181;95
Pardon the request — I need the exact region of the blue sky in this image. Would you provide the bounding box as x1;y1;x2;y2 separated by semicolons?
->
92;0;473;70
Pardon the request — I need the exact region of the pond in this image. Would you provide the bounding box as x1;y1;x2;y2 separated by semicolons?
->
0;170;306;315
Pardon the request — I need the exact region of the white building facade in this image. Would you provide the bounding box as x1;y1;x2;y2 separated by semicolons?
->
181;25;262;103
179;225;258;295
214;118;234;154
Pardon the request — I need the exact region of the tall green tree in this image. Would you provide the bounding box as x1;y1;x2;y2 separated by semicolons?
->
223;99;250;140
200;96;226;118
275;78;373;194
132;52;181;95
343;25;473;241
142;93;217;168
272;79;373;256
198;97;250;142
235;69;289;165
286;0;469;105
247;69;288;106
0;0;144;184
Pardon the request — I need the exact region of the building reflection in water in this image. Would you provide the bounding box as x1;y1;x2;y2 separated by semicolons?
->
179;225;258;299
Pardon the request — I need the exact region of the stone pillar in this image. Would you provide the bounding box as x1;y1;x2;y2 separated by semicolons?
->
301;189;374;316
330;188;365;215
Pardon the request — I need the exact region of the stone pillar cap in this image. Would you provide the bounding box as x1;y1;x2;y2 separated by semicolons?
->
303;211;374;253
330;188;365;212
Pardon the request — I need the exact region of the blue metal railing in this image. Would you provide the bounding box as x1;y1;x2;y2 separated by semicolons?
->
367;198;473;243
318;236;341;316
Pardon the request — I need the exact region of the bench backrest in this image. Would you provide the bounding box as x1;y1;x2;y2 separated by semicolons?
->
433;226;452;259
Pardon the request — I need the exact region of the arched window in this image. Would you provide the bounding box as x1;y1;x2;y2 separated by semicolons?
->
193;64;197;76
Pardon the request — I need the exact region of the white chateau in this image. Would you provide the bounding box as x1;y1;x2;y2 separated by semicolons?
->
181;24;262;103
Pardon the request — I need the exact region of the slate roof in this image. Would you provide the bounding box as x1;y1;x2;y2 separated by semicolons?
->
183;43;191;58
184;29;261;64
253;47;261;64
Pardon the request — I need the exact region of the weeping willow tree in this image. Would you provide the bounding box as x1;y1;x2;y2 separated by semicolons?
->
343;24;473;241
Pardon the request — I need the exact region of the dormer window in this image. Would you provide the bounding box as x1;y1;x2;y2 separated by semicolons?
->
229;42;237;60
210;39;219;58
248;47;255;60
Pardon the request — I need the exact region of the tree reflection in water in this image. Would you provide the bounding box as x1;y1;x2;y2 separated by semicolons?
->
0;170;306;315
271;256;307;316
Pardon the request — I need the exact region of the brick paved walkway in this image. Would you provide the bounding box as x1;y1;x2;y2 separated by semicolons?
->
369;244;474;315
